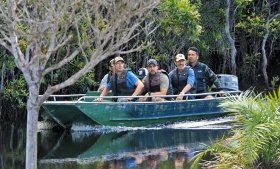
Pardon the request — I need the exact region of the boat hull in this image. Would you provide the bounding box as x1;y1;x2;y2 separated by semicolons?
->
77;98;227;127
42;102;98;128
41;91;103;128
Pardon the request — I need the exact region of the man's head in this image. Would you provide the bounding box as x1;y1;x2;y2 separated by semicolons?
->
138;68;148;80
109;59;115;71
174;54;186;70
147;59;159;75
114;56;125;73
187;47;199;65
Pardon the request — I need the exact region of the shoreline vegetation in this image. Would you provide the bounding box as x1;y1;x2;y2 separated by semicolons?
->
191;87;280;169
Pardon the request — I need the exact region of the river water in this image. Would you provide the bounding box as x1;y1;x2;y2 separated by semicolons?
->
1;117;234;169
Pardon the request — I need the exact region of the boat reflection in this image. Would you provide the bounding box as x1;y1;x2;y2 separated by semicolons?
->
38;128;228;169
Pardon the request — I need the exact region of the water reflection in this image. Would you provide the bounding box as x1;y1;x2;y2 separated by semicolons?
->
0;123;25;169
38;128;228;169
0;120;231;169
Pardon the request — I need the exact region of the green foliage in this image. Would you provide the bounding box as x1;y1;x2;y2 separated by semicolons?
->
2;76;28;108
197;0;226;54
235;0;253;7
236;13;266;36
158;0;202;40
235;0;280;39
270;19;280;35
271;76;279;89
191;87;280;168
70;71;97;93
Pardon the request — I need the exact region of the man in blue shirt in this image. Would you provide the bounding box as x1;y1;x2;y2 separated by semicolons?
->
97;59;115;92
169;54;195;100
97;56;144;102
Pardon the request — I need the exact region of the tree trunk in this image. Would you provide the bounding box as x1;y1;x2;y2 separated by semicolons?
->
261;17;269;88
261;13;280;88
0;55;5;90
25;86;40;169
225;0;237;75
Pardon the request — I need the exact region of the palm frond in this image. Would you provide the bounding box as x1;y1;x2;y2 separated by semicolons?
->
198;87;280;168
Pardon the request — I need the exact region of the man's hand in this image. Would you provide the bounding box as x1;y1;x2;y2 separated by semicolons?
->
218;90;224;97
176;92;184;100
95;97;103;102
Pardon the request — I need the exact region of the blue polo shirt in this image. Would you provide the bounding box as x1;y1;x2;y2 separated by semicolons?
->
106;71;139;90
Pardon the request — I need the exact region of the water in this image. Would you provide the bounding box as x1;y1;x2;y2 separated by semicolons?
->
1;117;234;169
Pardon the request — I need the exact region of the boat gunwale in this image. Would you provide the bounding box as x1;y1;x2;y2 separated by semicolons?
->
42;91;240;104
43;96;234;105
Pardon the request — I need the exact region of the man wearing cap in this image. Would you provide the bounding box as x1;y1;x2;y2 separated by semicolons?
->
97;56;144;102
187;47;223;98
140;59;173;101
97;58;115;92
169;54;195;100
138;67;148;80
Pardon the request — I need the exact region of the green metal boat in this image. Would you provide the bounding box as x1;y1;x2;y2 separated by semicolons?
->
41;74;239;128
79;96;222;127
41;91;239;128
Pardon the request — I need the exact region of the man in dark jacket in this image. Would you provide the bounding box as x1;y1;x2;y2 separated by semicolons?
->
187;47;223;98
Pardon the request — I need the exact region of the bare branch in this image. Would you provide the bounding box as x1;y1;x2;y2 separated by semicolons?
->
42;47;81;76
269;13;280;22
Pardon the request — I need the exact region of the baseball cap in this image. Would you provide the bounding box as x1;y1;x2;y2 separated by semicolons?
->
175;54;186;62
109;59;115;64
114;56;125;63
147;59;158;66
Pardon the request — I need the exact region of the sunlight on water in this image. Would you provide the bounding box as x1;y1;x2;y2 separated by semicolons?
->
71;124;162;133
166;116;235;130
70;116;235;132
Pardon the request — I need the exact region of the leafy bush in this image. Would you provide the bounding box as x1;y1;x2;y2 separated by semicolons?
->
2;76;28;109
191;87;280;168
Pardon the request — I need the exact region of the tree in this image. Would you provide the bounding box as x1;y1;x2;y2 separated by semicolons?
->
0;0;159;168
234;0;280;88
151;0;201;70
261;1;280;88
224;0;237;75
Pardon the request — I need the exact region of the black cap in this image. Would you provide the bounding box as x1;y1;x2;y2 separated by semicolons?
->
147;59;158;66
138;68;148;79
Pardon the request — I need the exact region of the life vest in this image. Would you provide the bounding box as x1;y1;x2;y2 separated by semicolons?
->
111;70;135;96
106;72;112;84
170;66;191;94
143;70;173;99
191;62;207;93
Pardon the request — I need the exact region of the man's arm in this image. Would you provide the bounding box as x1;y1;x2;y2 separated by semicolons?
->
176;68;195;100
150;74;168;96
205;66;221;89
96;87;109;101
180;68;195;94
96;80;111;101
97;74;108;91
132;80;144;96
205;66;224;96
